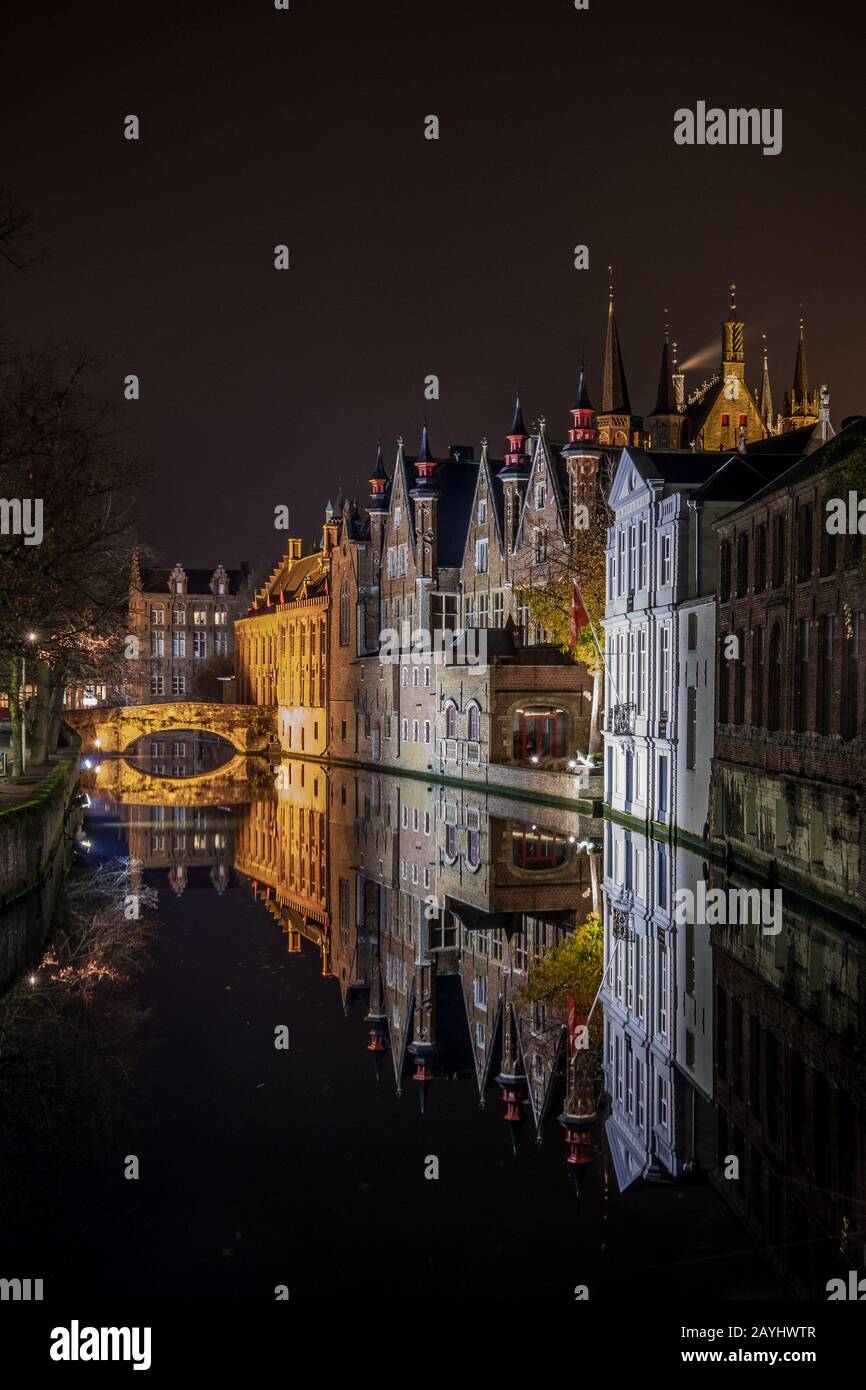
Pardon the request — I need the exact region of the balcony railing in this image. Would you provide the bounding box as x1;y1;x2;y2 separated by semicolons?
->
612;702;636;735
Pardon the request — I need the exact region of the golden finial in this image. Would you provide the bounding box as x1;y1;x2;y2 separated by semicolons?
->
729;282;737;317
608;264;614;304
762;331;768;363
664;308;670;343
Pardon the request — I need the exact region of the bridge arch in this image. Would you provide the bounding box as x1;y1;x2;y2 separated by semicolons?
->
65;702;279;755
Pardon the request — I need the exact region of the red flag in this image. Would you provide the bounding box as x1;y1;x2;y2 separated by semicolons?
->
569;579;589;648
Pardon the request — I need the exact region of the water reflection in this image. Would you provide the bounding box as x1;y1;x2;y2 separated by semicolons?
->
603;819;866;1299
21;754;852;1297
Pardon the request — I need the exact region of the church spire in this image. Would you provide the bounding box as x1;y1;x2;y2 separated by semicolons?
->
601;265;631;414
793;310;809;402
652;328;679;416
759;334;774;430
368;439;390;511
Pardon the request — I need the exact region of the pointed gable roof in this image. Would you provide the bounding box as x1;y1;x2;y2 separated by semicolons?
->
601;293;631;415
651;337;679;416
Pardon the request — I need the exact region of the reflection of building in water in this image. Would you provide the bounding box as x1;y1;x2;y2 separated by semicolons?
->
122;802;234;896
125;730;236;778
602;822;715;1189
234;761;605;1163
234;762;330;969
323;767;604;1162
711;881;866;1298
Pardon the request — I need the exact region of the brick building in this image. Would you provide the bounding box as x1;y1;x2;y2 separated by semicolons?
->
129;556;252;704
712;414;866;913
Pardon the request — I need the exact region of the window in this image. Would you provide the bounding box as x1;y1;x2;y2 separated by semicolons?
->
768;625;783;731
193;607;207;625
687;612;698;650
657;754;668;817
477;592;488;628
817;614;834;735
401;718;408;742
639;519;648;589
412;719;419;743
473;974;487;1010
215;631;228;656
150;673;164;696
412;666;419;686
734;630;746;723
661;532;672;586
657;1076;669;1128
532;527;547;563
214;608;227;625
658;627;670;719
468;704;480;741
478;497;487;524
658;935;668;1034
535;480;546;509
755;524;767;591
512;707;567;761
172;631;186;658
628;525;636;591
475;537;489;573
171;672;186;696
617;528;626;595
492;591;504;627
797;503;813;580
193;631;207;659
424;720;431;744
467;830;480;868
339;579;349;645
636;628;646;712
719;539;732;601
752;626;764;727
151;632;165;658
464;593;476;628
656;843;667;910
150;606;165;625
173;606;185;625
797;619;810;730
511;827;568;870
772;514;786;586
445;823;457;860
423;665;431;687
736;533;749;596
445;703;457;739
820;495;837;575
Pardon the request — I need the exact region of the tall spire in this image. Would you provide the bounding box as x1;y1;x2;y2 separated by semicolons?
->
573;361;593;412
652;329;679;416
601;265;631;414
721;281;745;372
759;334;774;429
510;393;528;438
793;310;809;401
368;439;390;510
503;392;530;473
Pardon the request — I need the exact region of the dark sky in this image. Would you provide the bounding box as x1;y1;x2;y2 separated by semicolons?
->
4;0;865;572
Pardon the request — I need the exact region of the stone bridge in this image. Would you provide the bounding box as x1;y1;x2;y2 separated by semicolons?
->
64;702;279;755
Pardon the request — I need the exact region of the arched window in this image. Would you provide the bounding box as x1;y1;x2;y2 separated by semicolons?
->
467;829;481;868
339;579;350;646
468;703;480;741
444;823;457;859
768;625;783;731
445;702;458;739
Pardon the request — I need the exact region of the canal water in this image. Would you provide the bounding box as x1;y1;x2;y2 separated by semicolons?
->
4;735;854;1302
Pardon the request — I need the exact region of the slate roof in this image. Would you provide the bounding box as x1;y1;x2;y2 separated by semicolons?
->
139;566;249;596
722;415;866;514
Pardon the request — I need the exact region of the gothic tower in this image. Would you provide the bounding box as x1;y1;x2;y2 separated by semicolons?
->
409;423;441;579
781;315;820;432
645;324;685;449
562;363;604;528
498;394;531;560
596;268;641;448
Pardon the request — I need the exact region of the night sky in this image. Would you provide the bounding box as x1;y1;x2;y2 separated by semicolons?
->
4;0;864;572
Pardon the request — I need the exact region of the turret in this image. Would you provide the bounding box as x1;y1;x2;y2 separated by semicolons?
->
596;267;641;448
